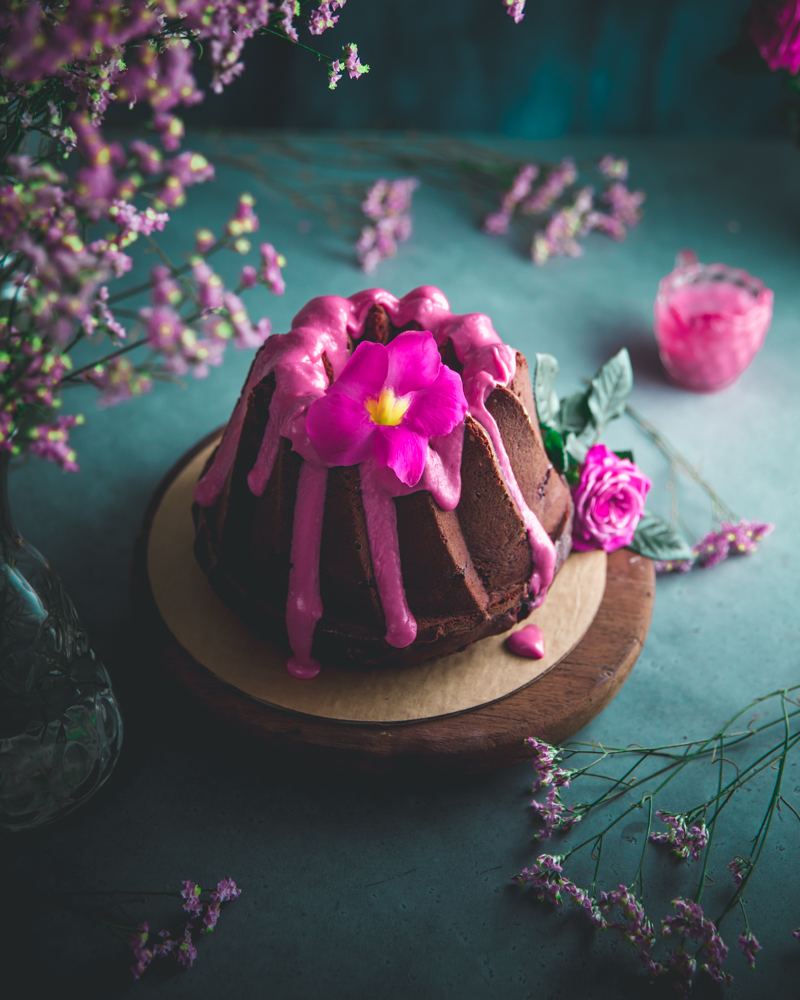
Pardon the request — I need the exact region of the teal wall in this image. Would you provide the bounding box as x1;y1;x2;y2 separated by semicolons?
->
177;0;786;137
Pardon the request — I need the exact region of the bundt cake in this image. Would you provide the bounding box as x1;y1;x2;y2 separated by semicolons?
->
192;286;573;677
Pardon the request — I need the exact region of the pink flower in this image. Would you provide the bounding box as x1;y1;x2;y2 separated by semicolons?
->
306;331;467;487
749;1;800;74
181;881;203;916
649;811;708;861
503;0;527;23
571;444;651;553
737;931;762;969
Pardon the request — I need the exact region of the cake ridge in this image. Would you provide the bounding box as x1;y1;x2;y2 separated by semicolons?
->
194;285;562;678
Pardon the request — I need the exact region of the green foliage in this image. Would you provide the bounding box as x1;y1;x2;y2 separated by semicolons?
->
533;348;634;472
629;511;695;563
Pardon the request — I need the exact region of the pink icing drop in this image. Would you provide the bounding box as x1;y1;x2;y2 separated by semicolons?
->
194;286;557;676
507;624;545;659
285;462;328;679
359;459;418;648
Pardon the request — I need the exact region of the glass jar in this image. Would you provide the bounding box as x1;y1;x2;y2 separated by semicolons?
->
0;452;123;830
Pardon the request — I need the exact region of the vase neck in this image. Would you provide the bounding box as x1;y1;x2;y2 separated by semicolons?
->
0;450;19;545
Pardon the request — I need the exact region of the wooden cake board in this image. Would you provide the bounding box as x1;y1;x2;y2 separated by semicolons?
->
131;431;655;777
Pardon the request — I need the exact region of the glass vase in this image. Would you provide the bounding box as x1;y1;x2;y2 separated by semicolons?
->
0;452;123;831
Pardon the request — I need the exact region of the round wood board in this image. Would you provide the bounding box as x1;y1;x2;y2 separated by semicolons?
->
131;431;656;776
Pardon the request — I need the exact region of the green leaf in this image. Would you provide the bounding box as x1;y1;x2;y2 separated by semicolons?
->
533;353;561;429
557;390;592;435
587;348;633;434
629;511;695;562
614;449;634;463
564;430;590;465
542;425;567;473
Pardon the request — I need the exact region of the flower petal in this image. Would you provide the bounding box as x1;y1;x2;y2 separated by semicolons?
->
329;339;387;401
306;392;374;466
403;364;468;438
373;424;428;486
385;330;441;394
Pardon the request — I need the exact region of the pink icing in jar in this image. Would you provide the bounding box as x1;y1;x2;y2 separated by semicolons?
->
653;251;774;393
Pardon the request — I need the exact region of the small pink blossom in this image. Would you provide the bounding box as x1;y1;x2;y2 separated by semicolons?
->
306;330;467;487
737;931;762;969
749;1;800;74
521;158;577;214
728;856;749;886
28;414;84;471
259;242;286;294
602;182;645;227
597;154;629;181
483;163;539;235
84;356;153;408
308;0;345;34
328;59;343;89
181;881;203;917
344;42;369;79
571;444;651;553
649;811;708;861
503;0;527;23
662;898;731;987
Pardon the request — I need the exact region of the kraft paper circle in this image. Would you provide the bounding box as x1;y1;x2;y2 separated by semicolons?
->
148;439;607;724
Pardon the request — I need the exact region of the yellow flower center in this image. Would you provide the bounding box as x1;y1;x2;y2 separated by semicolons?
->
364;387;410;426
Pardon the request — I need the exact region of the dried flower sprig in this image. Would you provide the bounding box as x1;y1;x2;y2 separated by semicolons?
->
514;685;800;993
0;0;368;472
483;154;645;265
355;176;419;272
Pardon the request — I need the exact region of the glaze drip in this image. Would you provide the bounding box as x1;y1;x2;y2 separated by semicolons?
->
285;462;327;679
507;623;545;659
194;286;558;677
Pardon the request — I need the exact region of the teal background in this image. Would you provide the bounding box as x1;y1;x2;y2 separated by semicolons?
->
4;132;800;998
171;0;787;137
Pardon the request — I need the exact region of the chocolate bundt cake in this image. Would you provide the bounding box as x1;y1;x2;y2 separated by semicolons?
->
192;286;573;677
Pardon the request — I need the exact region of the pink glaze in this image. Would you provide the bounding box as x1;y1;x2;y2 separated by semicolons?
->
359;459;418;648
507;624;545;659
194;286;557;676
285;462;328;679
654;260;773;393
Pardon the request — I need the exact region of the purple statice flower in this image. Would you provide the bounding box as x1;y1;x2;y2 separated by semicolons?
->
653;558;694;574
128;922;153;982
793;928;800;941
483;163;539;236
193;261;225;313
259;242;287;295
532;186;594;265
328;59;343;89
150;266;184;309
222;291;272;351
514;856;603;925
722;519;774;555
649;811;709;861
166;151;215;188
212;877;242;902
181;881;203;917
195;228;216;254
602;182;645;227
278;0;300;43
152;175;186;212
521;158;578;215
202;901;221;933
240;265;258;288
598;886;661;975
503;0;527;23
27;414;84;472
153;113;185;153
356;177;420;272
662;898;732;987
308;0;345;35
581;210;626;241
344;42;369;79
693;527;731;568
597;154;629;181
530;785;581;840
129;140;164;176
661;947;697;997
524;737;572;793
176;924;198;969
225;193;260;238
84;356;154;409
737;931;762;969
728;856;751;886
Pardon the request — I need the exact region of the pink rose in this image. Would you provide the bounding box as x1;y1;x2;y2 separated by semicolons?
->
749;1;800;74
571;444;651;553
